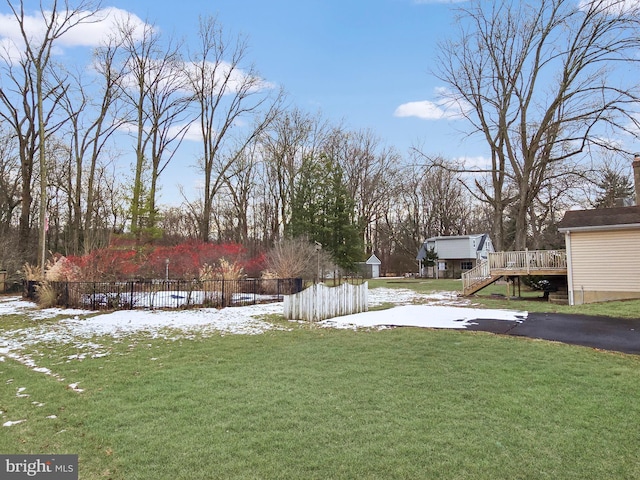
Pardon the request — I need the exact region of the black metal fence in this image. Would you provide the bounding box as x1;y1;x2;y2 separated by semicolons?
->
24;278;304;311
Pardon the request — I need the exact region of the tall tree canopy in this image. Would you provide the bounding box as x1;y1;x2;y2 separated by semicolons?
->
432;0;640;250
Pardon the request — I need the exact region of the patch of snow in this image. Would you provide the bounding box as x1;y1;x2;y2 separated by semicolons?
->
0;296;92;320
367;287;463;307
33;366;52;374
16;387;29;398
3;419;26;427
320;304;526;330
67;383;84;393
58;304;281;338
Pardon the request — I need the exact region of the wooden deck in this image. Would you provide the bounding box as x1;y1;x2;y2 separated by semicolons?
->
462;250;567;296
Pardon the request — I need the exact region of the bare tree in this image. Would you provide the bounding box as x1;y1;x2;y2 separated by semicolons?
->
432;0;640;250
394;160;470;240
323;128;400;252
56;34;128;254
265;236;334;280
0;0;101;271
140;44;191;231
219;140;260;243
43;137;72;253
0;127;20;237
158;205;199;242
259;108;329;241
186;15;283;242
114;15;191;238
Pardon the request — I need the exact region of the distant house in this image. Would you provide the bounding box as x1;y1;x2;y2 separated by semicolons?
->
557;205;640;305
416;234;494;279
355;254;382;279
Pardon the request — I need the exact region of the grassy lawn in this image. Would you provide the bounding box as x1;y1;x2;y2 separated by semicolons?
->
1;323;640;479
368;278;640;319
2;281;640;479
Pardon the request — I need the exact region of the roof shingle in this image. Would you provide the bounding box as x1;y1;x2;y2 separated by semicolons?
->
557;206;640;230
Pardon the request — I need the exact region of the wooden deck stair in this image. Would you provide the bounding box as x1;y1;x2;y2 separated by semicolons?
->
461;249;567;296
461;260;502;296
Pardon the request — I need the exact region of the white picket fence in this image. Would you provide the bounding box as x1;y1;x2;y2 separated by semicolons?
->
283;282;368;322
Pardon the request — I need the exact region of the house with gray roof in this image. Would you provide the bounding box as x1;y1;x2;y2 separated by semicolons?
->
417;234;494;279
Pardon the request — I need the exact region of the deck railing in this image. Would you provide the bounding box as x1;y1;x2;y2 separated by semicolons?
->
462;249;567;295
489;249;567;273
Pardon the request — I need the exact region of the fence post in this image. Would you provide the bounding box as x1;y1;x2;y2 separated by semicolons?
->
253;278;257;305
130;281;134;310
221;279;225;308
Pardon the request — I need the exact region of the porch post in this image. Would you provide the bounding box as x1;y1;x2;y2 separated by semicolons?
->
565;232;575;305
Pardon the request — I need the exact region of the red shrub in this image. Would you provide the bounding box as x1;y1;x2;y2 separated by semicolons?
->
63;240;266;281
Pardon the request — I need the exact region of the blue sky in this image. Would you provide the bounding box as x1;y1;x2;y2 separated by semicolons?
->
101;0;475;157
135;0;477;155
0;0;491;206
0;0;485;204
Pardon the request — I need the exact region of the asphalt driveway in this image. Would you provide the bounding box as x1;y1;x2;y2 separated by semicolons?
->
466;312;640;355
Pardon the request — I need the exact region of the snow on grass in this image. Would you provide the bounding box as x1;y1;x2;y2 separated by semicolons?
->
3;419;26;427
0;288;527;381
67;383;84;393
0;295;90;320
58;302;284;338
367;287;462;307
0;295;288;381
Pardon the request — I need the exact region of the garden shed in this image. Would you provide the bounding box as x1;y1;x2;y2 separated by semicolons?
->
366;254;381;278
558;205;640;305
355;254;382;279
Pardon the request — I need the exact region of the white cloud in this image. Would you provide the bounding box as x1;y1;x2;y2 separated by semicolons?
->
181;60;275;97
394;88;471;120
394;100;449;120
58;8;149;47
578;0;640;14
180;122;204;142
624;113;640;137
455;155;492;171
0;7;149;62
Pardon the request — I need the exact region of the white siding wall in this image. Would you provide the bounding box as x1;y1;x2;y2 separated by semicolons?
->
568;228;640;303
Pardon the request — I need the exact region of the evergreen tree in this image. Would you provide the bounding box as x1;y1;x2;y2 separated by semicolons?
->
288;154;363;269
594;168;634;209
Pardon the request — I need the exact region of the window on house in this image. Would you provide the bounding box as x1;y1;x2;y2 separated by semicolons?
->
461;261;473;270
